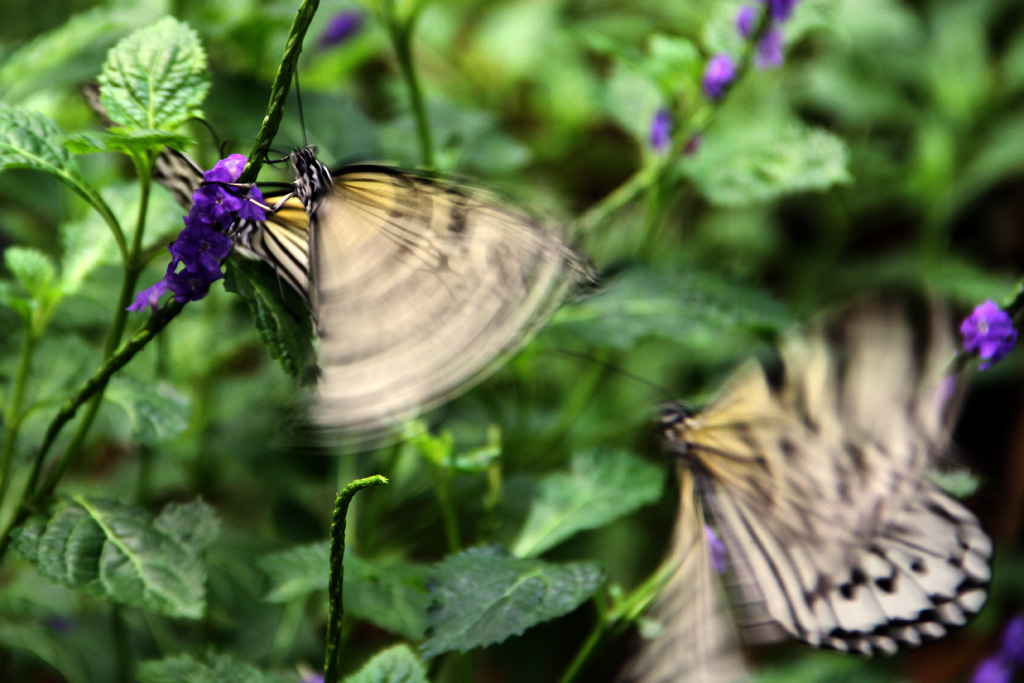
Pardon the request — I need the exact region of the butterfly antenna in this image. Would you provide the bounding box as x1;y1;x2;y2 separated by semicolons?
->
548;348;677;403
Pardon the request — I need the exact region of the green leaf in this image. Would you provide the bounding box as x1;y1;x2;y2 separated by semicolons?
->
223;257;316;384
64;130;194;156
12;496;216;619
550;267;791;356
137;652;283;683
644;34;702;98
421;546;602;657
603;63;662;143
97;17;209;131
931;469;982;499
0;104;80;178
59;210;118;296
344;645;429;683
513;448;665;557
0;5;163;103
105;376;190;447
4;247;58;301
259;542;430;641
684;125;851;206
0;623;91;683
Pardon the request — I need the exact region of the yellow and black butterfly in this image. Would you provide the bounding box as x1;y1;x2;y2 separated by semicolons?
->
621;300;991;683
86;87;593;435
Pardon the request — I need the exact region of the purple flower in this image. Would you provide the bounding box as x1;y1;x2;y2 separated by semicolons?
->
1002;615;1024;665
736;5;757;38
704;526;728;574
961;300;1018;370
203;153;248;184
166;261;223;303
755;26;786;69
170;222;232;272
766;0;800;21
973;658;1012;683
320;11;362;48
649;108;672;153
301;674;325;683
129;154;261;312
236;186;267;222
127;278;170;312
972;614;1024;683
702;54;736;100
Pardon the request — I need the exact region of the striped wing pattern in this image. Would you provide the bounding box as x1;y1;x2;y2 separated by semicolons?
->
627;301;991;682
290;148;591;432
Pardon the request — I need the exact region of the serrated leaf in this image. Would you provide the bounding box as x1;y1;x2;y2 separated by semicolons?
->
513;448;665;557
0;104;79;178
154;499;220;553
344;645;429;683
421;546;602;657
106;376;190;447
97;17;209;132
259;542;429;640
12;496;213;619
64;130;194;156
223;257;316;384
137;652;283;683
684;125;851;206
4;247;57;300
550;267;790;355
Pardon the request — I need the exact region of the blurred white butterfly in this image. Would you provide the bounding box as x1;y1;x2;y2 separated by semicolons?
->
85;85;593;436
622;300;992;683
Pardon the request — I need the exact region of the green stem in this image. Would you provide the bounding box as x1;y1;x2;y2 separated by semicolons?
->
557;591;608;683
241;0;321;183
324;475;388;683
427;460;461;552
575;7;772;239
382;0;434;168
0;320;37;506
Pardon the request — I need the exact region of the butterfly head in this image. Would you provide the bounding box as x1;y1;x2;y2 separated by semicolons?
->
289;146;334;208
657;401;698;457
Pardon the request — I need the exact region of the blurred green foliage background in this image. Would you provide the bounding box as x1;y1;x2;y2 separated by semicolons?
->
0;0;1021;681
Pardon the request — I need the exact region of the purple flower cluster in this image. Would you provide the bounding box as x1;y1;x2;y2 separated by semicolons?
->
705;0;802;99
973;615;1024;683
319;10;362;49
128;154;266;312
960;300;1018;370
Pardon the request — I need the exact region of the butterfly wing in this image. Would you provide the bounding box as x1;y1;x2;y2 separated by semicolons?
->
619;466;749;683
305;164;591;432
632;301;991;680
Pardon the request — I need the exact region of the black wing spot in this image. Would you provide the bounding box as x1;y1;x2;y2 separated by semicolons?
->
875;574;896;594
910;559;927;574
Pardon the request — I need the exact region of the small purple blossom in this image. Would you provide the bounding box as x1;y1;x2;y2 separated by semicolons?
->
960;300;1018;370
704;526;728;574
649;108;672;153
127;278;170;312
320;10;362;48
170;222;232;272
45;616;75;635
166;261;223;303
301;674;325;683
766;0;799;22
755;27;786;69
736;5;757;38
1001;615;1024;665
972;615;1024;683
702;54;736;100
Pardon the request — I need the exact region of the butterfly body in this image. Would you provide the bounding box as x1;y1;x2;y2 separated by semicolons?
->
624;302;992;683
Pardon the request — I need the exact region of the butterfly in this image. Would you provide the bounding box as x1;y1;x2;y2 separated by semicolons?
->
621;300;992;683
83;86;594;435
